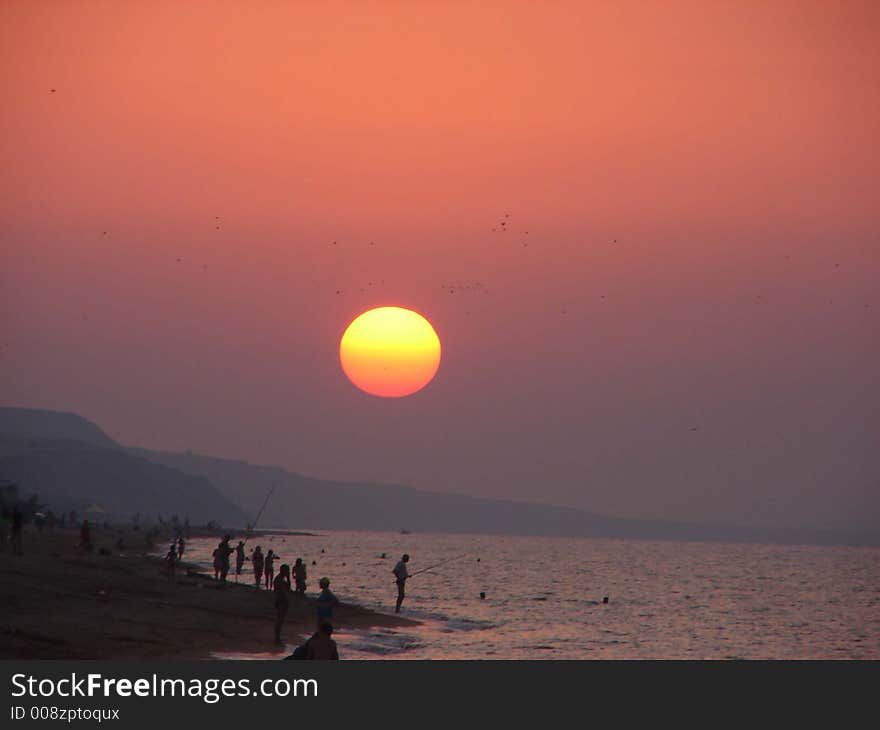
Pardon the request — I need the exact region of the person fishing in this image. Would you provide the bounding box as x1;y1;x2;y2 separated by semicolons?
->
273;563;292;645
293;557;307;593
235;540;246;576
393;553;410;613
215;535;234;582
390;552;468;612
251;545;265;587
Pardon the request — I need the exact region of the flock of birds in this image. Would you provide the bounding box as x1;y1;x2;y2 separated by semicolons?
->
490;212;530;247
16;84;867;452
91;206;872;321
317;211;619;302
49;79;864;318
37;86;875;368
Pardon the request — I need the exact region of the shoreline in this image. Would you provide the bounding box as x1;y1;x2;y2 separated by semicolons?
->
0;524;417;660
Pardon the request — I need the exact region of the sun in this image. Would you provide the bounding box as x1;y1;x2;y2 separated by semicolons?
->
339;306;441;398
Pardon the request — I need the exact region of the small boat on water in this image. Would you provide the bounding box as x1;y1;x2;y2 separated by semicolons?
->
400;528;411;535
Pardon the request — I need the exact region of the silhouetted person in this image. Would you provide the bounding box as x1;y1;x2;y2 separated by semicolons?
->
315;577;339;628
252;546;264;586
177;536;185;560
305;621;339;660
264;549;276;589
393;554;410;613
165;543;177;581
273;563;291;644
78;519;92;552
235;541;246;575
215;535;234;581
11;507;24;556
212;546;222;579
293;557;307;593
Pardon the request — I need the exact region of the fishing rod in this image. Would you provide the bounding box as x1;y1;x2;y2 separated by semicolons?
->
242;483;276;547
408;552;472;578
229;483;275;583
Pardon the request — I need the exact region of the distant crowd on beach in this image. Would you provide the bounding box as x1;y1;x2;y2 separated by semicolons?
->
0;504;101;556
3;503;416;661
161;533;410;660
172;535;414;660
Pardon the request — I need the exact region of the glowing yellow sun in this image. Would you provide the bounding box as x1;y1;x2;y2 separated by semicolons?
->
339;306;441;397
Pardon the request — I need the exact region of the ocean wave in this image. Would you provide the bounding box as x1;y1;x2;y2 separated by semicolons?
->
443;618;496;631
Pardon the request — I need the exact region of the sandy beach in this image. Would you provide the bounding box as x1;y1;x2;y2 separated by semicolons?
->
0;524;416;659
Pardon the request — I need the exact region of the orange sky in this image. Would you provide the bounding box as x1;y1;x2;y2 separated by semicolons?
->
1;1;878;530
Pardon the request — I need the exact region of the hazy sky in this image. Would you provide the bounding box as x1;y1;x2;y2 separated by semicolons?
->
2;1;878;531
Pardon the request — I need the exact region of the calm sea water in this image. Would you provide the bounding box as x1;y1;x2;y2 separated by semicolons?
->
181;530;880;659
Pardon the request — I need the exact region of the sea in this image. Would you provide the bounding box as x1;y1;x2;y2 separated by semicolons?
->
179;530;880;660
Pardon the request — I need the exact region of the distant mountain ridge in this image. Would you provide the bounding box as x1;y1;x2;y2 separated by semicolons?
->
2;406;878;546
0;407;246;526
130;448;880;547
0;407;118;448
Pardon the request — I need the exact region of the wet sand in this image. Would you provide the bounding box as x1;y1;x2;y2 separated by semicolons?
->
0;525;417;659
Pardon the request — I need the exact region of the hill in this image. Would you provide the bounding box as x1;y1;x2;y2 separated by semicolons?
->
0;406;247;527
0;437;247;526
130;448;880;546
0;406;118;448
3;406;877;546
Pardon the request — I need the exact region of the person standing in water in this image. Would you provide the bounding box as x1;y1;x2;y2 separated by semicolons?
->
235;540;246;576
293;557;307;594
177;536;185;560
273;564;292;645
252;545;264;587
264;549;276;589
393;553;410;613
315;577;339;628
